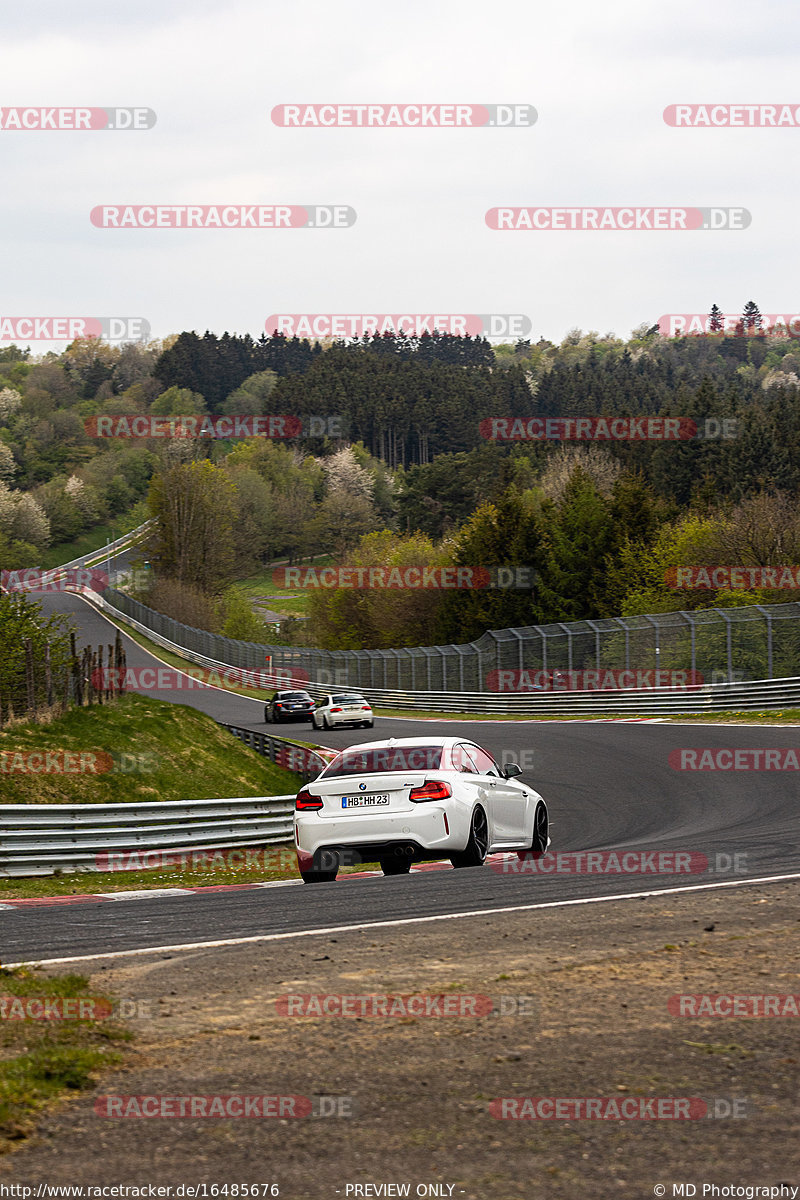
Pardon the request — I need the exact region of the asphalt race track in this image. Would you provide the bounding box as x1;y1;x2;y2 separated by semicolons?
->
2;588;798;965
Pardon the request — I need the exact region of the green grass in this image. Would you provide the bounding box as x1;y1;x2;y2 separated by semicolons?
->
0;692;302;805
37;510;147;570
0;853;295;898
0;967;130;1152
90;619;276;704
230;555;334;619
0;848;387;900
663;709;800;723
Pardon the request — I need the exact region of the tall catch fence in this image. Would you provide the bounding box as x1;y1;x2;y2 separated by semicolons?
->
98;589;800;692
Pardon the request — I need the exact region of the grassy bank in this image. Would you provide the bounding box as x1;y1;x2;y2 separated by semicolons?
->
37;510;147;570
0;692;301;805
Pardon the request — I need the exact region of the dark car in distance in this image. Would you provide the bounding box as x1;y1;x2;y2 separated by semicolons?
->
264;690;316;724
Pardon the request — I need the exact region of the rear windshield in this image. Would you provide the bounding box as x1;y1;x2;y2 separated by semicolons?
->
331;695;368;704
321;745;444;778
278;692;311;700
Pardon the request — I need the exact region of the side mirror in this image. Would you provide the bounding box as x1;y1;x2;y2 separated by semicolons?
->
504;761;523;779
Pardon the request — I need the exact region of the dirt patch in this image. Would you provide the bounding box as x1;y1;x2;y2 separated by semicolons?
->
1;882;798;1198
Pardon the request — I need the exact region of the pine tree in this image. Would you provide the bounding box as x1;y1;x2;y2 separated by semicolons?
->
742;300;763;331
708;304;723;332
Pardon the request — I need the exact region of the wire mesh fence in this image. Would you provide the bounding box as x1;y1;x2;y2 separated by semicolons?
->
100;589;800;693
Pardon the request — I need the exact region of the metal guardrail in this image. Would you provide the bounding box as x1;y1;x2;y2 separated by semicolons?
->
222;724;334;780
53;520;153;573
0;716;335;878
0;523;154;598
0;795;296;878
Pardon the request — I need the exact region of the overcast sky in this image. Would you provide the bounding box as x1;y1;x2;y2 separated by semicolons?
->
2;0;798;352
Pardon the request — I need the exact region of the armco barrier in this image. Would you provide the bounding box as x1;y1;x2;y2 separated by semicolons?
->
0;723;336;877
0;795;296;878
53;520;153;573
222;724;334;780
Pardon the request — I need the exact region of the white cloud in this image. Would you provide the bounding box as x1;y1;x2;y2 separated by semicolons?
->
1;0;797;349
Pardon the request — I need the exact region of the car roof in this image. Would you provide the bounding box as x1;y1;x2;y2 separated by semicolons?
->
333;736;469;753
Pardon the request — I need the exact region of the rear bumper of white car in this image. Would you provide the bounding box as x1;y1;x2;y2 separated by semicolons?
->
295;804;459;866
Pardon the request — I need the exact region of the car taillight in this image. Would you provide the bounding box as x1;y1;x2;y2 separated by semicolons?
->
331;707;342;713
361;705;371;711
409;780;452;802
275;703;284;708
295;788;322;811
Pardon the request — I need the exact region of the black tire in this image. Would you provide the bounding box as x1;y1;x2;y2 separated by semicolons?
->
450;805;489;868
517;801;549;859
380;856;412;876
301;849;339;883
322;713;330;730
366;721;374;728
264;706;272;723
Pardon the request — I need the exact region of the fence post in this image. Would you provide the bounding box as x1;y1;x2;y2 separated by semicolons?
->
24;638;35;716
45;642;53;707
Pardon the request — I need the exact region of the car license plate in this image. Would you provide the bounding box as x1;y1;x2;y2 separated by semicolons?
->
341;793;390;808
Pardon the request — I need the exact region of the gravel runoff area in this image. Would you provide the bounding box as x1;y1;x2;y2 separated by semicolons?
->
1;880;798;1200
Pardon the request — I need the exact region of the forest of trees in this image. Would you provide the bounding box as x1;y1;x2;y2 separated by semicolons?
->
3;305;800;649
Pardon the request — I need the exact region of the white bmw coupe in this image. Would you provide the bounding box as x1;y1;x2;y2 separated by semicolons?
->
294;735;550;883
